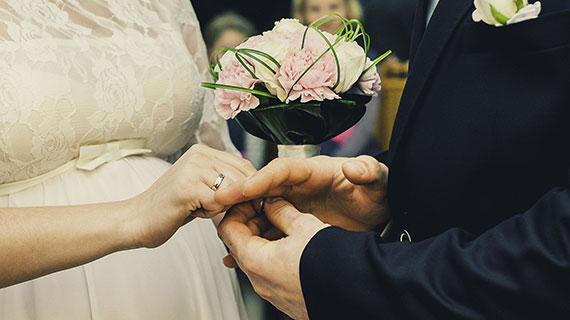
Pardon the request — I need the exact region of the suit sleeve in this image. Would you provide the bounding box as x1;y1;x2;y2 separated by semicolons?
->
375;150;391;166
300;173;570;319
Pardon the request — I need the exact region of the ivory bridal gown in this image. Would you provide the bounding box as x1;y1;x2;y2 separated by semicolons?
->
0;0;247;319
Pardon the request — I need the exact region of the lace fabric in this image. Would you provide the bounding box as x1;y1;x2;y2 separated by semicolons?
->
0;0;235;185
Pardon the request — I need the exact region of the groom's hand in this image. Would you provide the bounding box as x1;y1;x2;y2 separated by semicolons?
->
215;155;390;231
218;198;327;320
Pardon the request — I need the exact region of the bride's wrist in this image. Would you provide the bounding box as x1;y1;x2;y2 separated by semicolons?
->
111;197;146;251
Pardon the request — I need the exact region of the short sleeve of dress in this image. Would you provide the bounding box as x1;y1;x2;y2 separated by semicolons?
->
173;0;240;157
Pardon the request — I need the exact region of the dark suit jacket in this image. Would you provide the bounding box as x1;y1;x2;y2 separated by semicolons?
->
300;0;570;318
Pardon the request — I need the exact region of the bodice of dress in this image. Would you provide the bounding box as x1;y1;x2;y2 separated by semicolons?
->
0;0;234;184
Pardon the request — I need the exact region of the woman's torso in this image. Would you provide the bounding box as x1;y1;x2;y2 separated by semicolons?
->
0;0;208;184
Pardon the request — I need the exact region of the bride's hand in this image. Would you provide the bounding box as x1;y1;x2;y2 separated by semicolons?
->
129;144;256;248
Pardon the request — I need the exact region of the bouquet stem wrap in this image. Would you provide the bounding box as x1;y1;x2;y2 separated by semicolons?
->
277;144;321;158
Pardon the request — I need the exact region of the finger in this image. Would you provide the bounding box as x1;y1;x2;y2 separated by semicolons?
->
213;161;297;207
222;201;258;224
201;162;244;191
190;183;223;218
214;166;288;207
262;227;285;241
214;180;249;206
199;165;249;216
220;209;263;270
215;156;336;206
263;198;305;235
264;198;328;236
223;254;238;269
182;215;196;225
249;198;265;213
187;144;256;180
246;214;272;237
218;203;267;265
209;147;257;178
341;156;388;186
242;157;324;200
193;181;229;218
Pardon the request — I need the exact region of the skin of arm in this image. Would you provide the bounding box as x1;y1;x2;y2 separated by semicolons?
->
0;200;139;288
0;144;256;288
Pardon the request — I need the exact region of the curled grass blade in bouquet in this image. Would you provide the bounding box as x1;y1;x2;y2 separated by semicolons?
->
201;14;391;157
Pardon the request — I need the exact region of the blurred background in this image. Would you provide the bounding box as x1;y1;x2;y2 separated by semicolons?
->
193;0;418;318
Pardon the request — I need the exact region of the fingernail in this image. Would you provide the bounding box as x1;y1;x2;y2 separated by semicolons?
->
191;211;206;218
267;197;281;203
349;161;366;175
358;163;368;175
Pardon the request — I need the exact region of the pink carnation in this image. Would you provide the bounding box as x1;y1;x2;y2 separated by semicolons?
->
357;57;381;96
215;57;259;119
276;32;340;103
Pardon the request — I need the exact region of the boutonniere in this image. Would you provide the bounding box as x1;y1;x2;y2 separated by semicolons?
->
472;0;542;26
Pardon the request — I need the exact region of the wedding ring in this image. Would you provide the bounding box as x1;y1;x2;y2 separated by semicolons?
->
256;198;266;215
211;173;225;191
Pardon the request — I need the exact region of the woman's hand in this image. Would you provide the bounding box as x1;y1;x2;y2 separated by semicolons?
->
0;145;255;288
130;144;256;248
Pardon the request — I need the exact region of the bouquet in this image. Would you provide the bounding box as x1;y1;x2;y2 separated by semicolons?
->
202;15;390;158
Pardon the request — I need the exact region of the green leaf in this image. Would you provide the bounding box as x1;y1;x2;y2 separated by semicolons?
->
490;5;510;25
235;52;257;78
208;47;281;78
308;14;350;39
238;48;281;69
201;82;278;99
235;96;370;145
208;64;218;82
361;50;392;76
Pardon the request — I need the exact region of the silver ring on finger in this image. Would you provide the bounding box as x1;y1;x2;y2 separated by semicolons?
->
211;173;225;191
257;198;266;215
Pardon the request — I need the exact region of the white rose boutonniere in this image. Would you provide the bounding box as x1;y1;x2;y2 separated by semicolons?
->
472;0;542;26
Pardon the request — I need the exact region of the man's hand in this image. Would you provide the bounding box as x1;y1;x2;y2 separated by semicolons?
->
215;155;390;231
218;198;328;320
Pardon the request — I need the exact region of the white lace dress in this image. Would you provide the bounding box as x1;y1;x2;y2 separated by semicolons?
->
0;1;247;319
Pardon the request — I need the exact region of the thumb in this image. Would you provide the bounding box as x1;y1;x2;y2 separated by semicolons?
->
342;155;388;186
264;198;324;235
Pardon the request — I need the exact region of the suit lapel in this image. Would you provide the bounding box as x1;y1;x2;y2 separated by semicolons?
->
408;0;428;67
388;0;473;163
